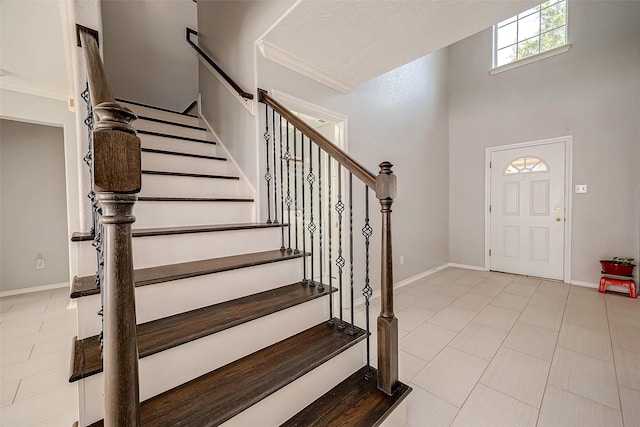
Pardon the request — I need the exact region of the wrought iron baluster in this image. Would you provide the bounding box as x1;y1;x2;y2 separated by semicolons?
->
307;137;316;287
362;186;373;380
335;165;345;331
348;172;356;335
272;110;279;224
293;130;299;254
327;156;334;325
82;82;105;350
301;135;307;283
318;147;324;293
263;106;272;223
279;116;285;250
285;122;292;252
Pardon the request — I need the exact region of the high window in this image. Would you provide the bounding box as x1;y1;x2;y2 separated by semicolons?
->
494;0;567;68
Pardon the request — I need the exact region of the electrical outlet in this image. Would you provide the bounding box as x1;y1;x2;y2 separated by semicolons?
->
400;256;405;265
36;258;45;269
575;184;587;193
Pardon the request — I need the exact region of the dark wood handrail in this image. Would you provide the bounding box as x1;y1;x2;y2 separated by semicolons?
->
186;28;254;101
77;24;142;426
257;89;376;190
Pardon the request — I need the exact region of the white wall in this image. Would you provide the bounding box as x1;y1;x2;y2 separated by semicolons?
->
197;1;450;286
101;0;198;111
448;1;640;283
1;119;70;291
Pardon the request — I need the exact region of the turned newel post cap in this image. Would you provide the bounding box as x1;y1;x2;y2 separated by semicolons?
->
376;161;397;200
94;102;138;134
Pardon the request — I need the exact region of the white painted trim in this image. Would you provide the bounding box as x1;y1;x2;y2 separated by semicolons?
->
195;55;255;116
447;263;487;271
199;111;258;207
490;44;572;75
572;279;637;294
485;136;573;282
257;40;352;94
0;282;69;298
353;263;449;307
0;81;68;102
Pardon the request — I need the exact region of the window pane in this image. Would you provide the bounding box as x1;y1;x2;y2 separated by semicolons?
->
541;1;566;32
518;12;540;41
540;26;566;51
496;44;517;67
518;5;540;19
497;22;517;49
517;37;540;60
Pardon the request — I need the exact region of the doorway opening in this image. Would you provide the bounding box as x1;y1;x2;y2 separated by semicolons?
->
485;136;573;281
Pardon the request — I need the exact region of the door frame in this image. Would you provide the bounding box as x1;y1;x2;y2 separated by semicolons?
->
484;135;573;282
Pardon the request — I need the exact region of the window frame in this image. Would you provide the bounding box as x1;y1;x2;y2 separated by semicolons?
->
492;0;570;71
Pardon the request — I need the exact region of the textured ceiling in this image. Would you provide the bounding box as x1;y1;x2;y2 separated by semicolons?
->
0;0;71;100
262;0;538;92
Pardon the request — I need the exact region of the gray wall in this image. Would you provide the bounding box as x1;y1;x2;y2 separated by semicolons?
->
102;0;198;111
1;119;70;291
449;1;640;283
197;1;451;285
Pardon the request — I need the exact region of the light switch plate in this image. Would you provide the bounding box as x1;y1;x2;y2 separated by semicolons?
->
575;184;587;193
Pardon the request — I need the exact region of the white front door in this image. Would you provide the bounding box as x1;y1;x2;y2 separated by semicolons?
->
489;141;566;280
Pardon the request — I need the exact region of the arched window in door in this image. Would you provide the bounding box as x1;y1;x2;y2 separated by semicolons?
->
504;156;549;175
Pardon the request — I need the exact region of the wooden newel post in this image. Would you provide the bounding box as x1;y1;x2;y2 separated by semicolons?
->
78;25;142;426
375;161;398;395
93;107;142;427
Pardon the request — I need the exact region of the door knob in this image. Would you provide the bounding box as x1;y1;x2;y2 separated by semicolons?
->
556;217;562;221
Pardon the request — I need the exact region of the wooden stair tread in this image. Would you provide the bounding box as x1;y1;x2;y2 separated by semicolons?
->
71;222;287;242
138;129;215;145
141;170;239;180
88;321;366;427
138;115;206;131
141;147;226;161
138;196;254;202
71;249;304;298
70;282;333;381
115;98;198;118
282;367;412;427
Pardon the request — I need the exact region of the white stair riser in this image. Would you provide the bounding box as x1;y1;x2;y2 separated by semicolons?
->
119;102;200;127
75;227;284;276
140;134;218;157
80;296;330;425
223;343;365;427
142;152;229;176
76;259;304;338
379;401;407;427
134;201;255;228
137;119;207;140
140;175;249;199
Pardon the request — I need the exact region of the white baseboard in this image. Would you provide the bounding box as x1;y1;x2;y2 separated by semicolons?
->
446;263;487;271
354;263;449;307
0;282;69;298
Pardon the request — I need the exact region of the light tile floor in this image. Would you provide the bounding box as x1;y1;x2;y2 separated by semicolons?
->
0;287;78;426
356;267;639;427
1;268;639;427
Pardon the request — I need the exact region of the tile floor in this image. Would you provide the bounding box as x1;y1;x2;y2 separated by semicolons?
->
356;267;639;427
1;268;639;427
0;287;78;426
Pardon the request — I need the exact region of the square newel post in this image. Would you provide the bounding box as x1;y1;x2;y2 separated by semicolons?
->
93;102;142;427
375;161;398;395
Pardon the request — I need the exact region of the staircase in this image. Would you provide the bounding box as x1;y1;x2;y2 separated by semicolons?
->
70;101;410;425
